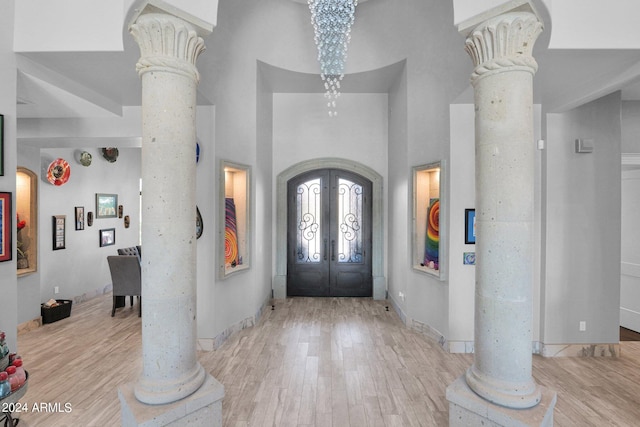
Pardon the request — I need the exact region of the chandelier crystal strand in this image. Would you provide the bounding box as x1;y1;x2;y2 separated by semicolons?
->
308;0;358;117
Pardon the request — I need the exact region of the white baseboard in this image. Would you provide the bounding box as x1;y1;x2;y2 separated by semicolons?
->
620;307;640;332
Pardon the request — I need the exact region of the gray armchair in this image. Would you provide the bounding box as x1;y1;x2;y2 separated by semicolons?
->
107;255;142;317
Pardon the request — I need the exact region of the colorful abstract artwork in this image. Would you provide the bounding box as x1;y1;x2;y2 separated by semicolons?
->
225;197;239;267
424;198;439;270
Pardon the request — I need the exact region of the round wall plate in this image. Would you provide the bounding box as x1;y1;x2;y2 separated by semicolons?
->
47;158;71;186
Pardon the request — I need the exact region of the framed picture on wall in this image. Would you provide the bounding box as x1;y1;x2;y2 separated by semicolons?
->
465;209;476;244
75;206;85;230
52;215;66;250
100;228;115;247
96;193;118;218
0;192;12;261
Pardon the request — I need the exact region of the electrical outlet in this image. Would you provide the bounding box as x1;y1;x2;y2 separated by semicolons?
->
54;286;59;294
398;291;405;302
579;321;586;332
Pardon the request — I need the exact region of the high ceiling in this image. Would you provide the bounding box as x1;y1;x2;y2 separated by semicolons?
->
14;4;640;121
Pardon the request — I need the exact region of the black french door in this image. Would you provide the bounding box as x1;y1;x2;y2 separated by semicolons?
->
287;169;372;297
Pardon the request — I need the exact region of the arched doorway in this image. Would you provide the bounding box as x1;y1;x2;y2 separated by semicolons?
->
287;168;373;297
274;158;385;299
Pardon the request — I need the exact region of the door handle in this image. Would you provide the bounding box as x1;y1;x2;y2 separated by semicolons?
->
331;240;335;261
323;238;328;260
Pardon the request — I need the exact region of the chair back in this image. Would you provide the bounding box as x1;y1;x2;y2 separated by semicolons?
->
117;246;141;262
107;255;141;297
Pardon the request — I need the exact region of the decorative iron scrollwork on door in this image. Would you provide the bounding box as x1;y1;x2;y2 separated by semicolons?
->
337;178;363;263
296;178;322;263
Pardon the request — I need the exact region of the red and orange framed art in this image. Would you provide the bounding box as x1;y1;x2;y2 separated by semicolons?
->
0;192;12;262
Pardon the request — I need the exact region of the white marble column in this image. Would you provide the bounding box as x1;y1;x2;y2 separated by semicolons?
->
129;9;205;406
464;5;543;410
447;2;556;426
120;3;224;425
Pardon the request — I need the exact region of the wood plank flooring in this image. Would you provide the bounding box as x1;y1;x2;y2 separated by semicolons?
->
12;293;640;426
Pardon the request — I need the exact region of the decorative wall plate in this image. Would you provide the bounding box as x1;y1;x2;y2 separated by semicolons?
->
196;206;203;239
47;158;71;186
101;147;119;163
79;151;92;166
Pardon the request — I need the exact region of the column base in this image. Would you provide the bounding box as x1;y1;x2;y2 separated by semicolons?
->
119;373;225;427
447;376;556;427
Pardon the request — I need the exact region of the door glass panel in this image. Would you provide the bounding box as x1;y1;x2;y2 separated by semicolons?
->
296;178;322;263
337;177;363;263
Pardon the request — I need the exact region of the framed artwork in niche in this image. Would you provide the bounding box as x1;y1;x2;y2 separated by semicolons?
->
17;167;38;274
0;192;12;261
96;193;118;218
412;161;445;279
220;160;251;278
52;215;66;250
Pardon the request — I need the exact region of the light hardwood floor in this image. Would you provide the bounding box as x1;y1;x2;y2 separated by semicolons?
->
12;293;640;426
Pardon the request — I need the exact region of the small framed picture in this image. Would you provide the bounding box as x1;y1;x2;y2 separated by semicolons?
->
53;215;66;250
100;228;116;247
0;192;12;261
96;193;118;218
463;252;476;265
465;209;476;244
75;206;85;230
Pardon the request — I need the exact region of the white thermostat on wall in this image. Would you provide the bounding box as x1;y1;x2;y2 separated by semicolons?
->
575;138;594;153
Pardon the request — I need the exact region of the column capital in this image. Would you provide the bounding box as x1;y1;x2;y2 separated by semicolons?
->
459;1;543;84
129;12;206;82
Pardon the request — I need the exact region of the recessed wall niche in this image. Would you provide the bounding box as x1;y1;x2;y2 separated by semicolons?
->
412;161;444;278
220;161;250;278
16;167;38;275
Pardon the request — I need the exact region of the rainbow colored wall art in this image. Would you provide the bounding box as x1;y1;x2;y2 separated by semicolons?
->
424;198;439;270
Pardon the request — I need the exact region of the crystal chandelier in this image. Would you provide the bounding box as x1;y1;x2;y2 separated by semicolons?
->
308;0;358;116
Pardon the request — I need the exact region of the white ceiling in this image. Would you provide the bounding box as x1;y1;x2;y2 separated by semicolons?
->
14;8;640;120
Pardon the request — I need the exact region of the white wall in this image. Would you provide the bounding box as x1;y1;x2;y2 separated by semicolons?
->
545;0;640;49
195;106;217;341
272;94;388;176
391;0;469;338
543;91;622;344
16;109;143;323
0;0;18;352
622;101;640;153
38;147;141;304
14;0;218;53
620;101;640;332
386;64;408;321
448;104;476;348
621;168;640;332
14;0;125;52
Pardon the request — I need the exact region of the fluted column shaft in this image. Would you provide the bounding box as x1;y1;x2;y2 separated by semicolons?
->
129;12;206;405
462;9;543;409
